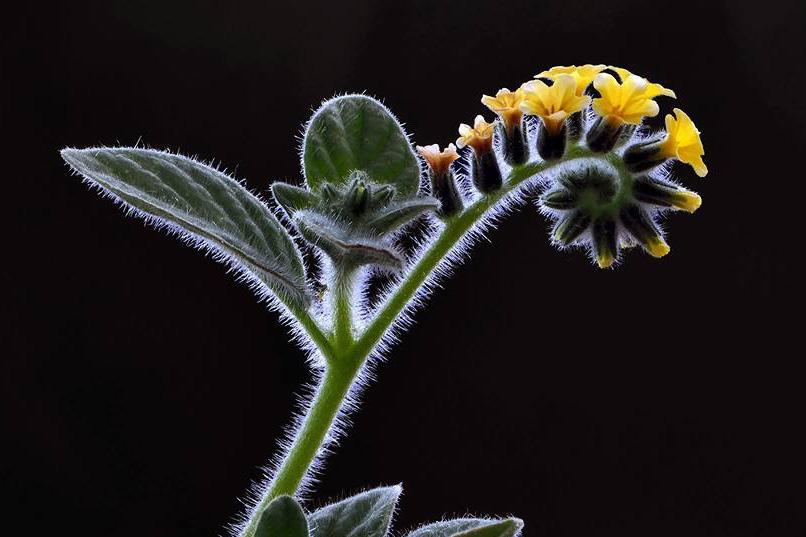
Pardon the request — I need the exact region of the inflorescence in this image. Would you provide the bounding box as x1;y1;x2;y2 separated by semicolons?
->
417;64;708;268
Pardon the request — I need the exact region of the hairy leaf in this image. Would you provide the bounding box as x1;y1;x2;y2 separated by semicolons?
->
255;496;309;537
295;212;404;271
272;182;319;216
407;518;523;537
303;95;420;197
61;147;309;308
308;485;401;537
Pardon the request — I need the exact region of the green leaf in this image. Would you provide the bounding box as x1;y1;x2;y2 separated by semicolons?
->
255;496;309;537
302;95;420;197
365;197;439;234
295;212;404;271
272;182;320;216
407;518;523;537
61;147;309;309
308;485;401;537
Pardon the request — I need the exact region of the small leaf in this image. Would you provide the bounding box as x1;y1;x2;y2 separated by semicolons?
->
407;518;523;537
308;485;401;537
61;147;309;308
454;519;523;537
365;197;439;234
303;95;420;197
272;182;320;216
255;496;309;537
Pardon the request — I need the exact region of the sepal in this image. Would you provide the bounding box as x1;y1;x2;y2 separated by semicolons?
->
272;182;320;215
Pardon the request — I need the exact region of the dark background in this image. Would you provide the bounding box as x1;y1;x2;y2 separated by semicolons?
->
2;1;803;536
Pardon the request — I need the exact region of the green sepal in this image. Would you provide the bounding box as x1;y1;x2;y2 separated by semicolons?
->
255;496;309;537
308;485;402;537
302;95;420;197
60;147;310;309
272;182;320;215
407;518;523;537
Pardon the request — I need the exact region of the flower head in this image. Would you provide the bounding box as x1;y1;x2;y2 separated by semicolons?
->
416;143;460;176
536;64;606;96
457;115;495;153
592;73;668;126
520;74;590;134
658;108;708;177
608;66;676;99
481;88;525;132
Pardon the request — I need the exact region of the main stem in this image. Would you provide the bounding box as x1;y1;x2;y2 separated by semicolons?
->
241;149;601;536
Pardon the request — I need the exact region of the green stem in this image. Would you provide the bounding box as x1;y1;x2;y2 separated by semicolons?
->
240;360;361;537
242;149;603;536
332;266;357;352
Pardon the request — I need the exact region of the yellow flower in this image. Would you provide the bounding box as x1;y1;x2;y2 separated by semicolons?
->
592;73;666;125
520;74;590;135
457;115;495;153
536;64;606;96
658;108;708;177
608;66;676;99
481;88;525;131
416;143;460;175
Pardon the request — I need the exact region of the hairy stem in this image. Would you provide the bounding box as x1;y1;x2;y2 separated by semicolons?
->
241;148;602;536
240;360;361;537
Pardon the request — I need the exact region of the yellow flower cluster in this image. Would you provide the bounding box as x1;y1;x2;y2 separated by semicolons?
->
468;64;707;177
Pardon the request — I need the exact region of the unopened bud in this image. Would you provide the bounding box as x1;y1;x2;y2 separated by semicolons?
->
632;176;702;213
553;210;591;245
592;218;618;268
541;188;578;210
619;204;669;258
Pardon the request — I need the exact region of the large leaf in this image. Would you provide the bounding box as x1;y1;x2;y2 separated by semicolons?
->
61;147;309;309
255;496;309;537
302;95;420;197
407;518;523;537
308;485;401;537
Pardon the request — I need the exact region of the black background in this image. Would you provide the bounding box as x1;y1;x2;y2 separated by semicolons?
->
3;1;803;536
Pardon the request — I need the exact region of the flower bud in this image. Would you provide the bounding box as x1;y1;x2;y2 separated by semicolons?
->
553;210;591;245
618;204;669;258
632;176;702;213
592;218;618;268
541;188;578;210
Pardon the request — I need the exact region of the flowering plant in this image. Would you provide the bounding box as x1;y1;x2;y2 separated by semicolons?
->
61;63;707;536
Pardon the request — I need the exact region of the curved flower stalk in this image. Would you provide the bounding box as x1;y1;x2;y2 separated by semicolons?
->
60;64;708;537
